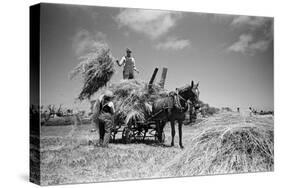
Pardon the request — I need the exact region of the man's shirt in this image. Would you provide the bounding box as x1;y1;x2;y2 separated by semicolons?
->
118;56;137;73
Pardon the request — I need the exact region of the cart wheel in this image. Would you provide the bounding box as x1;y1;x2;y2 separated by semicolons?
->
122;127;133;144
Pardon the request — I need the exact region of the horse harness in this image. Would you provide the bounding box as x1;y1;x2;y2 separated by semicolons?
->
147;90;191;121
156;91;190;113
172;91;190;112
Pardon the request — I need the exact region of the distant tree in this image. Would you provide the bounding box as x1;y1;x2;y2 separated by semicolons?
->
56;104;63;117
66;109;73;116
40;105;65;125
222;107;232;112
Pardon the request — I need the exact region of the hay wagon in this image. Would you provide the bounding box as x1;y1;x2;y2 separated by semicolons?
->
111;67;168;144
111;110;166;144
72;47;170;145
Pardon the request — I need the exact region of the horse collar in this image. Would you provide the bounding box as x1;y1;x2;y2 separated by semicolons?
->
175;90;189;111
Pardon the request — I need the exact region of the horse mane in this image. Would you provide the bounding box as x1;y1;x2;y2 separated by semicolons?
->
177;84;192;93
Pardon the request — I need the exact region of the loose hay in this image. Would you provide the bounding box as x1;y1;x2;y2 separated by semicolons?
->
101;79;168;126
70;44;169;126
70;44;115;100
184;123;273;175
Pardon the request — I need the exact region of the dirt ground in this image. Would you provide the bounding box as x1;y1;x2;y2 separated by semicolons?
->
36;112;273;185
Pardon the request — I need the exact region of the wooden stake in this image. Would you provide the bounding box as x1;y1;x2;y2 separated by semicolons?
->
148;68;158;91
159;67;168;88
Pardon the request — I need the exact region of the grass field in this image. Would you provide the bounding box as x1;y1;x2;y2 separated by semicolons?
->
35;112;274;185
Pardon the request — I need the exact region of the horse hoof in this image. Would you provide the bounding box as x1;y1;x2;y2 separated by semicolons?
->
171;143;174;147
180;145;184;149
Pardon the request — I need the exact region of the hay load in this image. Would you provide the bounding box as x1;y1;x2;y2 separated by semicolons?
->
105;79;167;125
70;44;115;100
71;44;168;126
183;123;273;175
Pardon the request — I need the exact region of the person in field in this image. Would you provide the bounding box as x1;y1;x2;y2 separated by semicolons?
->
116;48;139;79
91;90;115;147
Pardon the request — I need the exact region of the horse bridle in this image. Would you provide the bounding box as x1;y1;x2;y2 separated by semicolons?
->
176;87;200;111
175;90;191;111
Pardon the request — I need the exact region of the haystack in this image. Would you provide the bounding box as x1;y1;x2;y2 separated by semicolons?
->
184;123;273;175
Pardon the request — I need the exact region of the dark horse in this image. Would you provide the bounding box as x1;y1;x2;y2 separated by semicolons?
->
152;80;200;149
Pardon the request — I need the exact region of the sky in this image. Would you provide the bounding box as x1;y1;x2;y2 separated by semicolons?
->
40;3;273;111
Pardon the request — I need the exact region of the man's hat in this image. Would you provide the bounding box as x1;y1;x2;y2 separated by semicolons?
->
126;48;132;53
99;90;114;102
103;90;114;98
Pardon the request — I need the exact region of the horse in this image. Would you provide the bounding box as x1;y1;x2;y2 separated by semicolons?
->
152;80;200;149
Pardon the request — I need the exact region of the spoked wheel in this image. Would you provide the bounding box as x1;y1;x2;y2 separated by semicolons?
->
122;127;133;144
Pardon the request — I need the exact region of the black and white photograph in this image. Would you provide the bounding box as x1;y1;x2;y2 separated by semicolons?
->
29;2;273;186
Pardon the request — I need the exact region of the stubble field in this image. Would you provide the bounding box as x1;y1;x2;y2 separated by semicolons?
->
35;112;274;185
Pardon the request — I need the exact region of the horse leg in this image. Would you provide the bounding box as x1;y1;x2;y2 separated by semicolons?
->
160;121;166;143
178;121;184;149
156;120;162;143
171;121;175;146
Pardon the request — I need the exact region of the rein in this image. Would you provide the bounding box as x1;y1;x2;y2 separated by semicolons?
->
174;90;190;111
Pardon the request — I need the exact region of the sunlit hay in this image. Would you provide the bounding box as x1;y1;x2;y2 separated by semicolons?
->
102;79;168;126
70;44;167;126
184;123;273;175
70;44;115;100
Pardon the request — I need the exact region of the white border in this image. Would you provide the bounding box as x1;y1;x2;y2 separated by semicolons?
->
0;0;279;187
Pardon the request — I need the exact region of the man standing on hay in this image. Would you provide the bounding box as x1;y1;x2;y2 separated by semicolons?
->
116;48;139;79
91;90;115;147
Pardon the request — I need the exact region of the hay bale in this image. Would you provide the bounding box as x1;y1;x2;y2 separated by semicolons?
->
71;44;115;100
184;123;273;175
